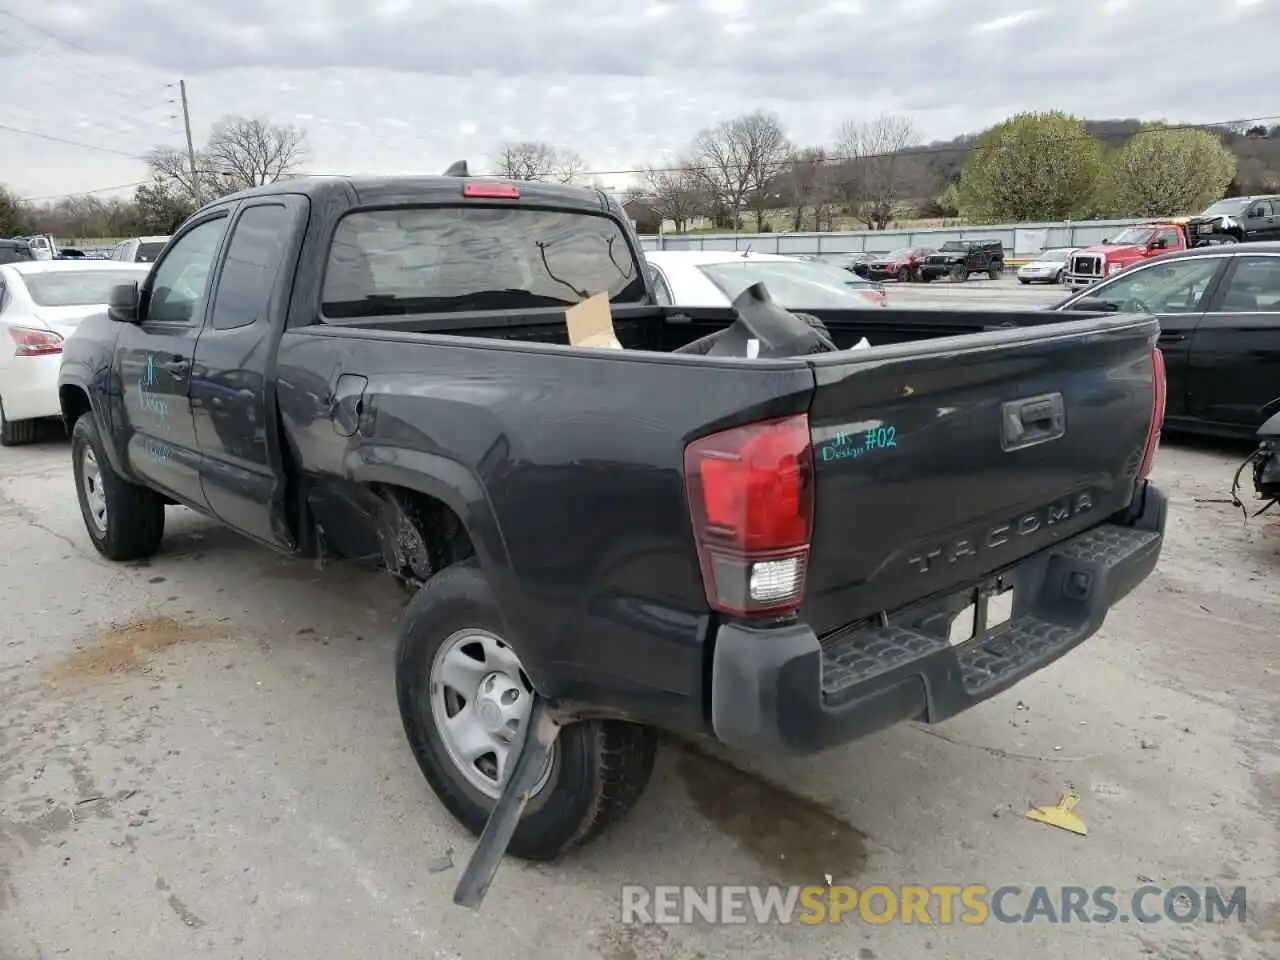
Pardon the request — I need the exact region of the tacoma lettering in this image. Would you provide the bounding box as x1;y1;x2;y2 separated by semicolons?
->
907;493;1094;574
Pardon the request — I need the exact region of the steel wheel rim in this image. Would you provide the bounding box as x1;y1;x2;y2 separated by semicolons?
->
80;447;108;533
428;628;554;800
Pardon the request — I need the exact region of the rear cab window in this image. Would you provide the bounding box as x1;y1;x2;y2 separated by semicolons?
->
320;206;647;319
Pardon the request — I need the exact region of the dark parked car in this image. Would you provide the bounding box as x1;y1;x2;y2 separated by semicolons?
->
0;239;36;264
58;169;1167;908
1052;242;1280;440
854;246;936;283
920;239;1005;282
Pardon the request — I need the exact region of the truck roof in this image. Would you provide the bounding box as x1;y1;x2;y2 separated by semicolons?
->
208;174;619;217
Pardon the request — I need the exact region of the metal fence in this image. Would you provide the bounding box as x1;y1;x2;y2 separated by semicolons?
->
637;217;1158;261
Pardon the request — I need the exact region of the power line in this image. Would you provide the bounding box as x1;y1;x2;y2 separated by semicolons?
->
24;180;151;202
0;120;141;158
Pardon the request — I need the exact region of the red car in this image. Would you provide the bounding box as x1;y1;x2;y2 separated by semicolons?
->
854;246;936;283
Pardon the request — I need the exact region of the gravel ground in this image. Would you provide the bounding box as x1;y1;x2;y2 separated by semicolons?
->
1;288;1278;959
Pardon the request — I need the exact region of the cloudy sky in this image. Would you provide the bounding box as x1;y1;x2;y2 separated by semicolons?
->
1;0;1277;202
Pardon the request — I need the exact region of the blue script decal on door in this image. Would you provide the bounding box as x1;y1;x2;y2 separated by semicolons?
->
818;426;899;463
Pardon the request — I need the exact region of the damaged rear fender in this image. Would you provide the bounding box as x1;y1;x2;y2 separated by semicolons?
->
343;444;544;683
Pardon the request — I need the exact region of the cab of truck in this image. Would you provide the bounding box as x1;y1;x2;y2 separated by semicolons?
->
1064;223;1187;290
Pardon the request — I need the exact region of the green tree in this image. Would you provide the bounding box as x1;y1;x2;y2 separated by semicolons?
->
132;180;196;234
956;112;1103;223
0;186;31;235
1096;126;1236;217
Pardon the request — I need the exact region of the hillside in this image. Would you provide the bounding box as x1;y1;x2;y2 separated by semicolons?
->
890;118;1280;204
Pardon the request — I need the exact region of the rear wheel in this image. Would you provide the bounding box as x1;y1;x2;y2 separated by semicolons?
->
71;412;166;560
396;559;658;861
0;397;38;447
1019;278;1031;285
987;265;1000;280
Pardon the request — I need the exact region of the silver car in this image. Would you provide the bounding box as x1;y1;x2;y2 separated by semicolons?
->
1017;247;1075;284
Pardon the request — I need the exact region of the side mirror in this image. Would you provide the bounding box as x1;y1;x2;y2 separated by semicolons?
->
1150;238;1167;250
107;281;140;323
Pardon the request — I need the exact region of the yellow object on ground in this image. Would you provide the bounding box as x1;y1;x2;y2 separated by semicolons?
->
1025;790;1087;836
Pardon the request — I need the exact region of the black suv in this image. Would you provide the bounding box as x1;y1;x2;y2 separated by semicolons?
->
920;239;1004;282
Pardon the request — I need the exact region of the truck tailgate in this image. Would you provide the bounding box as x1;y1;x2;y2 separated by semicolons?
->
802;313;1160;636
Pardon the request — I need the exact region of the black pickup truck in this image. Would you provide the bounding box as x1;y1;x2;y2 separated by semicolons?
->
57;170;1168;905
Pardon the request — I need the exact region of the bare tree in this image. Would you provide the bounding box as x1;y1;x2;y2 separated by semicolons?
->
834;112;920;229
636;161;705;233
781;147;837;231
691;110;790;231
204;115;309;191
143;145;210;204
491;141;587;184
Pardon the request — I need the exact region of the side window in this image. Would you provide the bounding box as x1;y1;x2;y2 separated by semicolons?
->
1211;256;1280;313
648;265;674;305
1093;257;1223;313
147;217;227;324
1155;228;1179;249
208;205;291;331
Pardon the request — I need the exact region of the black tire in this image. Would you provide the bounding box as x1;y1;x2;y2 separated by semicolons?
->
988;266;1001;280
71;412;166;560
395;559;658;861
1019;278;1031;285
950;265;967;282
0;397;38;447
1055;269;1064;284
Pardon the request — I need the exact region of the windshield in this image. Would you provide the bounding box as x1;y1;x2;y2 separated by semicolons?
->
1201;199;1249;217
22;270;144;307
1103;228;1155;246
321;206;646;318
697;259;879;309
1037;248;1072;262
939;241;969;251
136;241;168;263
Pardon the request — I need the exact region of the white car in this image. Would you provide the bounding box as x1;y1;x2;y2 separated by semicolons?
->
1017;247;1076;285
0;260;151;445
111;236;171;263
644;250;888;310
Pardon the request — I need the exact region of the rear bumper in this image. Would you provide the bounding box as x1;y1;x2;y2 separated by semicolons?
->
0;354;63;421
710;483;1168;757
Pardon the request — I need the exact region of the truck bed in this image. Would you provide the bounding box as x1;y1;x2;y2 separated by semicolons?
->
280;303;1160;736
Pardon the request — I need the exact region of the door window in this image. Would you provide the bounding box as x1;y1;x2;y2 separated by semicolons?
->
1154;228;1180;250
1087;257;1224;313
648;265;674;305
209;205;291;330
1210;256;1280;312
146;217;227;324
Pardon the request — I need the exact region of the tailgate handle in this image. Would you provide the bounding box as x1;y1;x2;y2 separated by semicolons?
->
1002;393;1065;451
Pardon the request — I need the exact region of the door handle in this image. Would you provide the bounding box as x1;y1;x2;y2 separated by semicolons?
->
1159;333;1187;342
161;359;189;378
1002;392;1066;451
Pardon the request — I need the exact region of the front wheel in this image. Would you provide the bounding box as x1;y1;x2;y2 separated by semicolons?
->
1055;269;1065;284
71;413;166;560
395;559;657;861
950;265;967;282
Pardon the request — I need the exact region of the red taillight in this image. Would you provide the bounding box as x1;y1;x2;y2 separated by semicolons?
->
1138;346;1166;478
462;182;520;199
683;414;814;618
8;326;63;357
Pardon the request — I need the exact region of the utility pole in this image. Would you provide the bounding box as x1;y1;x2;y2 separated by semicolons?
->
179;79;201;205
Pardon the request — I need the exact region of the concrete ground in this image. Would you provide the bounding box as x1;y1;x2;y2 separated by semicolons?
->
2;283;1278;959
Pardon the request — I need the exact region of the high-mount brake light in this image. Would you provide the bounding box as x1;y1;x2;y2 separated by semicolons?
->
1138;346;1166;479
8;326;63;357
683;414;815;618
462;182;520;199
